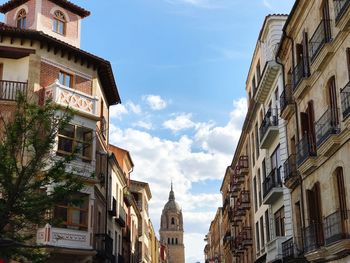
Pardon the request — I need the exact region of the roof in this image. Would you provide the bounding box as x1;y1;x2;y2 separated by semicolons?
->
109;144;134;170
0;22;120;105
0;0;90;18
130;180;152;200
163;183;181;212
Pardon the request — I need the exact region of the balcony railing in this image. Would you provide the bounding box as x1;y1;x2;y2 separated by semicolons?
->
0;80;27;101
259;108;278;140
237;190;250;210
309;20;332;62
237;155;249;171
293;60;305;91
283;154;298;184
241;227;253;246
280;85;294;113
324;210;350;245
116;205;126;227
334;0;350;22
95;234;113;260
304;222;324;253
282;237;294;260
296;135;316;166
341;81;350;120
315;107;340;147
263;166;282;198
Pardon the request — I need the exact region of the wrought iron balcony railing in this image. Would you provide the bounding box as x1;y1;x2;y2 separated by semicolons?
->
334;0;350;22
237;155;249;170
315;107;340;147
304;222;324;253
293;59;306;91
282;237;294;260
296;135;317;166
324;210;350;245
263;166;282;198
309;19;332;61
0;80;27;101
95;233;113;260
280;85;294;113
341;81;350;119
236;190;250;210
259;108;278;140
284;154;297;184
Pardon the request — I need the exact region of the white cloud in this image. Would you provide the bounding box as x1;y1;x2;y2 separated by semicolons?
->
163;113;196;132
133;120;153;130
126;101;142;114
143;95;167;110
109;97;247;262
110;104;128;119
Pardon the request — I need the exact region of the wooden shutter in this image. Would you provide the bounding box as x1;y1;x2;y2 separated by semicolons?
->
302;32;310;77
307;101;316;152
313;183;324;246
0;63;3;80
300;112;309;137
347;48;350;80
328;77;339;125
336;168;348;220
322;0;331;41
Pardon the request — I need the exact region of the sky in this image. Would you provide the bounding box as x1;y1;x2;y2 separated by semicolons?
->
73;0;295;262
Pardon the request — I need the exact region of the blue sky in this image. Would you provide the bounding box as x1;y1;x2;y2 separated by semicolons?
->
74;0;295;262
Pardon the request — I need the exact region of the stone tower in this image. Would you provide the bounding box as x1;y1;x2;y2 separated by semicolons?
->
160;184;185;263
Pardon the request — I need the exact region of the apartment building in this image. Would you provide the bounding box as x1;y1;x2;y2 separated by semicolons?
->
130;180;152;263
0;0;120;262
204;208;223;263
278;0;350;262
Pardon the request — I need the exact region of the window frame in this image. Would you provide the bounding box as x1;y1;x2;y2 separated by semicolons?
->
16;9;27;29
274;206;285;237
53;10;66;35
57;124;93;162
58;71;73;88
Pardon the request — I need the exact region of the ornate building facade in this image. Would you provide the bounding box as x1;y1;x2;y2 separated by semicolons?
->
160;185;185;263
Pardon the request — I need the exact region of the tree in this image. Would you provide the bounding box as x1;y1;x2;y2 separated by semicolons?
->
0;95;85;262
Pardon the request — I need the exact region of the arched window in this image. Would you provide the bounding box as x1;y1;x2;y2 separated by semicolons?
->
168;238;170;244
17;9;26;29
176;238;178;244
53;10;66;35
334;167;347;218
172;238;174;244
171;217;175;225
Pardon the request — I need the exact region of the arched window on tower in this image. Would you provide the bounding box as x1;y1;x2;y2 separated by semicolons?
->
176;238;178;244
171;217;175;225
17;9;26;29
168;238;170;244
172;238;174;244
53;10;66;35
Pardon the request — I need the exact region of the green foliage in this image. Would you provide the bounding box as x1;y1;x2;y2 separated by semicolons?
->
0;94;85;261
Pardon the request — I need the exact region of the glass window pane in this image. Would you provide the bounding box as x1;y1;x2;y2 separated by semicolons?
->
59;124;74;138
58;137;73;153
65;74;71;87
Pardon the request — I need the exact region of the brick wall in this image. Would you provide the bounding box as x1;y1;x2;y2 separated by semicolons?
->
5;0;36;28
40;61;92;94
41;0;80;41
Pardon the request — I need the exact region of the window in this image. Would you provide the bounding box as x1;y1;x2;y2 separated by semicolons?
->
253;176;258;212
58;71;72;88
347;48;350;80
53;10;66;35
54;193;89;230
335;167;347;219
168;238;170;244
265;210;270;242
255;123;259;159
260;216;265;249
274;206;285;237
256;222;260;252
258;171;262;207
57;124;93;161
171;217;175;225
256;60;261;84
176;238;178;244
17;9;26;29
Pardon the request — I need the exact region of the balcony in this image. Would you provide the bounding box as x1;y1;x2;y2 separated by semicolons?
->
282;238;294;261
324;210;350;246
283;154;299;190
315;108;341;156
37;223;92;250
341;81;350;121
262;166;283;205
223;230;231;246
254;61;281;104
296;135;317;174
292;60;307;92
236;156;249;177
280;85;295;120
230;173;242;198
259;108;279;149
118;254;124;263
0;80;27;101
116;205;126;227
109;197;117;217
45;80;98;119
304;222;324;253
333;0;350;24
95;233;113;260
309;20;332;63
241;227;253;247
237;190;250;210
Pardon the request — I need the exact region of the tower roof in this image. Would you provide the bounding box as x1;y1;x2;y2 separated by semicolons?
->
164;183;181;212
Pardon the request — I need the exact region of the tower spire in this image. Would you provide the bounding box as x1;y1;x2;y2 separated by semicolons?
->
169;181;175;201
